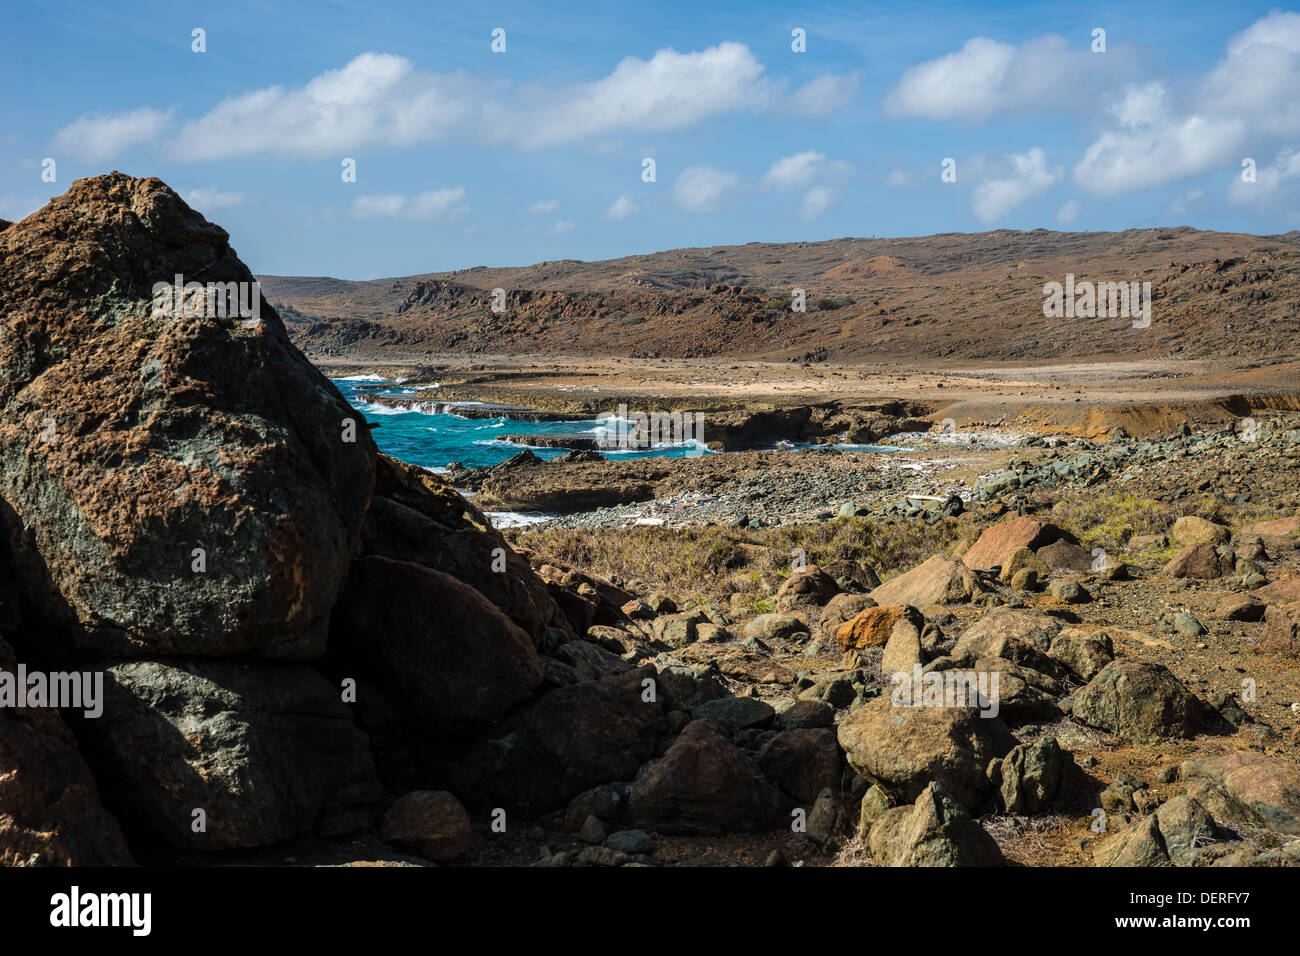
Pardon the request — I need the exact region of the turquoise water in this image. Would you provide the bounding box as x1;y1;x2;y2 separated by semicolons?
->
333;376;710;471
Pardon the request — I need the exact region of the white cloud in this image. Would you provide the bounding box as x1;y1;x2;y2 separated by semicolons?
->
884;35;1119;122
184;186;249;211
788;73;859;118
52;106;175;161
166;45;852;159
1108;82;1167;129
529;199;560;215
760;151;852;190
604;194;640;220
550;220;575;234
1073;114;1244;197
1055;199;1082;224
971;148;1061;222
798;186;838;221
884;168;910;188
672;166;742;213
349;187;468;222
1227;149;1300;204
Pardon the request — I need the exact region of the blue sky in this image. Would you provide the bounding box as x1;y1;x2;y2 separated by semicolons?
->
3;0;1300;278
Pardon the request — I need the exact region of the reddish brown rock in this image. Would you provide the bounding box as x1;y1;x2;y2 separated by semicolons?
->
869;555;985;608
1260;602;1300;657
1162;544;1235;580
836;605;920;651
380;791;472;863
961;517;1077;570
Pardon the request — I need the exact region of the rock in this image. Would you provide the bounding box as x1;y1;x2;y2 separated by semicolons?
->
605;829;654;855
328;555;544;738
1163;545;1235;580
680;644;796;685
575;845;627;867
78;658;383;850
1237;517;1300;552
563;785;624;831
1094;795;1218;866
1070;660;1206;743
1172;515;1231;547
691;697;775;734
818;593;876;639
645;593;677;615
656;666;728;710
1047;628;1115;681
742;613;808;643
962;517;1078;570
450;680;662;814
652;612;700;646
775;698;835;730
1181;752;1300;835
822;559;881;594
0;174;376;658
1035;540;1095;572
1171;611;1207;638
1049;580;1091;603
870;555;985;607
1261;602;1300;656
836;695;1016;808
775;566;840;611
836;604;923;652
1217;594;1265;622
1129;533;1168;551
0;640;134;865
999;546;1048;584
756;728;844;803
578;813;608;844
951;607;1064;676
868;782;1004;866
380;791;472;863
361;454;566;644
856;785;894;842
993;736;1071;815
628;720;788;834
881;613;925;675
1009;568;1038;590
807;789;855;847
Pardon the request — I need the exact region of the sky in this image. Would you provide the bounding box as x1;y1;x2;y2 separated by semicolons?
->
3;0;1300;278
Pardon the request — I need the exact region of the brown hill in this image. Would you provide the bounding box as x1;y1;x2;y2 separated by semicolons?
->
262;227;1300;365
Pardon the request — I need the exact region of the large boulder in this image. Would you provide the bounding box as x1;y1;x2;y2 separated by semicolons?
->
756;728;844;804
380;791;472;863
837;695;1016;808
775;566;840;611
628;720;788;833
869;555;984;608
0;174;377;658
449;679;662;815
1260;602;1300;656
836;604;922;652
1180;753;1300;835
1162;545;1234;580
868;782;1004;866
961;517;1077;570
1093;795;1218;867
818;593;876;639
329;555;544;739
1172;515;1231;547
360;454;567;644
0;639;134;865
1070;660;1205;743
76;658;384;850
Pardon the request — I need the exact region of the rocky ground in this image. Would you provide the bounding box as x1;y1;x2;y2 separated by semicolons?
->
2;173;1299;871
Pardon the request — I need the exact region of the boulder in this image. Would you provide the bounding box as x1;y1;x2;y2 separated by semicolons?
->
775;566;840;611
756;728;844;804
881;614;925;675
1094;795;1218;866
836;604;922;652
1046;628;1114;681
690;697;775;734
868;782;1004;866
0;174;376;658
992;736;1071;815
628;720;788;834
1260;602;1300;656
1035;540;1095;572
1163;545;1234;580
951;608;1064;676
999;546;1048;584
1172;515;1231;547
328;555;544;739
962;517;1078;570
870;555;984;607
1181;753;1300;835
818;593;876;639
1237;516;1300;552
449;680;662;815
742;613;808;643
380;791;472;863
837;695;1016;808
1070;660;1205;743
77;658;383;850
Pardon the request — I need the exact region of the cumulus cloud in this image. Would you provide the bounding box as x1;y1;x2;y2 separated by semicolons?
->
184;186;249;211
349;187;468;222
1227;149;1300;204
761;151;852;219
884;35;1121;122
672;166;742;213
1055;199;1082;224
550;220;575;234
798;186;838;221
604;194;640;220
971;148;1061;222
1075;13;1300;196
163;45;851;159
529;199;560;215
52;106;175;161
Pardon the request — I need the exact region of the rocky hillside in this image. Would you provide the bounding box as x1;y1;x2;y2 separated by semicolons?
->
262;228;1300;364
